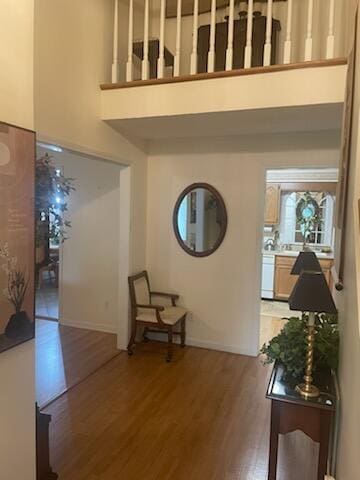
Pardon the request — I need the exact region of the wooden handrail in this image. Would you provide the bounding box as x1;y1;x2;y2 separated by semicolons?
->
101;57;347;90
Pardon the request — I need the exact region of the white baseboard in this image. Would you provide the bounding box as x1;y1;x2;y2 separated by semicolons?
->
147;332;257;357
60;318;117;334
186;337;258;357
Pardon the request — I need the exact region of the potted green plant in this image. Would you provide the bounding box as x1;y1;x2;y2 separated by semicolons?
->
260;313;339;380
35;153;74;266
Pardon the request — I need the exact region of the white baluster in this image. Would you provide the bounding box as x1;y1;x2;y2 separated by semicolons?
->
244;0;254;68
190;0;199;74
326;0;335;59
126;0;134;81
112;0;119;83
142;0;150;80
283;0;293;64
207;0;217;72
226;0;235;70
304;0;313;61
157;0;166;78
263;0;273;66
174;0;182;76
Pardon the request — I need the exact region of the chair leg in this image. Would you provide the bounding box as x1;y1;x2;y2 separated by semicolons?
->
180;317;186;348
143;327;149;342
127;323;137;356
166;328;173;362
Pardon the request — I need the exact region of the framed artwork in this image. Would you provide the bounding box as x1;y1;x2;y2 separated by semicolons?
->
334;11;358;289
0;122;35;354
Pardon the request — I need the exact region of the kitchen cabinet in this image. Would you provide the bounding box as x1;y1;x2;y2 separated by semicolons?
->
265;183;281;225
274;255;333;301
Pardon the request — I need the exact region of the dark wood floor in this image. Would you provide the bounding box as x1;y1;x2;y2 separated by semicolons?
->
44;343;273;480
36;319;120;408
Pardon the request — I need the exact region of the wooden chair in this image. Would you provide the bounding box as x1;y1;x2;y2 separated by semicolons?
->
128;271;187;362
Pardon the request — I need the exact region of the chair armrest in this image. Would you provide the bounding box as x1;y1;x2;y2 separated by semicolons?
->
150;292;179;306
136;303;166;327
150;292;179;300
150;291;179;298
137;304;165;311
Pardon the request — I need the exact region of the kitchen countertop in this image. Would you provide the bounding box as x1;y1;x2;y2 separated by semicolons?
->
262;249;334;260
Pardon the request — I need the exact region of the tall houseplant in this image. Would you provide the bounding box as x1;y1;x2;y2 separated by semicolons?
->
35;153;74;266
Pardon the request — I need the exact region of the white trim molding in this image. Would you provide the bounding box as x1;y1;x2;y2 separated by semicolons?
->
145;333;258;357
60;318;118;334
266;168;339;183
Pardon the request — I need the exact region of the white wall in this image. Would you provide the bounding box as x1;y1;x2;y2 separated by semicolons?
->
34;0;148;275
38;148;123;334
336;7;360;479
0;1;36;479
146;131;340;355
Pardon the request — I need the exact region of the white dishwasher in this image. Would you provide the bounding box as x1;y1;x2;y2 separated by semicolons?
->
261;253;275;299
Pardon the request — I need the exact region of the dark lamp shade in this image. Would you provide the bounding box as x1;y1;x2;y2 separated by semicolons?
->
290;251;322;275
289;271;337;313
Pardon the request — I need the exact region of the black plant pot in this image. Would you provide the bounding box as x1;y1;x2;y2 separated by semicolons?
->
5;310;33;339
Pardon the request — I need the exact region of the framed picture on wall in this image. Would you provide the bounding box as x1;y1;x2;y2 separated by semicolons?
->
0;122;35;354
334;10;358;289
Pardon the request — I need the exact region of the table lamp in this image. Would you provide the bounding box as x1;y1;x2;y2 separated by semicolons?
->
290;251;322;275
289;271;337;399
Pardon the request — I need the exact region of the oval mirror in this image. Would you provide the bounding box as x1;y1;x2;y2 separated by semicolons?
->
173;183;227;257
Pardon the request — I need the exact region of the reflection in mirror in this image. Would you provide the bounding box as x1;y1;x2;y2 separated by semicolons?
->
173;184;227;257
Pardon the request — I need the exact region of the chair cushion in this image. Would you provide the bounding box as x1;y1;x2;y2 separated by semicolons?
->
136;306;187;325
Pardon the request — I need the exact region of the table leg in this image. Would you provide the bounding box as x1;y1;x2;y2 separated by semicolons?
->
268;401;280;480
318;411;331;480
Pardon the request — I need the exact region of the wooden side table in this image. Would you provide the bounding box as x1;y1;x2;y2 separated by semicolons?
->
266;363;336;480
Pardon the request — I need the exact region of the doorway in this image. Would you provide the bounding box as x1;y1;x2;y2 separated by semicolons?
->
259;167;338;348
35;143;129;407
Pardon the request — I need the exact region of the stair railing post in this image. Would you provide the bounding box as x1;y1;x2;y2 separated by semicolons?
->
112;0;119;83
263;0;273;66
126;0;134;81
225;0;235;70
190;0;199;74
244;0;254;68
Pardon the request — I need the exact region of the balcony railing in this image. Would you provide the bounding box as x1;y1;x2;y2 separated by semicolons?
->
110;0;347;84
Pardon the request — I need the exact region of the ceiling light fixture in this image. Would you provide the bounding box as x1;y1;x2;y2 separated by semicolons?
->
37;142;63;153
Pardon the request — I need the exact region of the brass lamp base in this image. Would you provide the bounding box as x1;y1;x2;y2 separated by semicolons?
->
296;312;320;400
295;383;320;399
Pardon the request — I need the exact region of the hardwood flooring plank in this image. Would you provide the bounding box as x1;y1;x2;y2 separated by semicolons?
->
36;319;120;407
44;346;272;480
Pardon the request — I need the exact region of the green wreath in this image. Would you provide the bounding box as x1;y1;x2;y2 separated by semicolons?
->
296;192;321;243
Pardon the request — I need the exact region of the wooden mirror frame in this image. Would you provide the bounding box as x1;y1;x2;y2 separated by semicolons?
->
173;183;228;258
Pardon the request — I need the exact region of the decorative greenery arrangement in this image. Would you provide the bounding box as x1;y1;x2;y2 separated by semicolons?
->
296;191;321;245
36;153;75;249
260;313;339;380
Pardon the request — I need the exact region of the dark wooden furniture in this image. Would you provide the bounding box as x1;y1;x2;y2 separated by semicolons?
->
36;406;58;480
197;12;281;73
133;39;174;79
128;271;187;361
266;363;336;480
